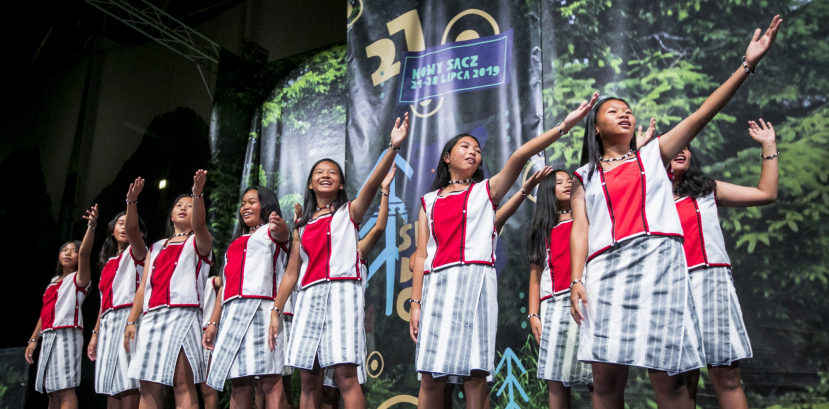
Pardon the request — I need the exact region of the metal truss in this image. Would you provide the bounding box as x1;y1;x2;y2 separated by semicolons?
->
84;0;220;71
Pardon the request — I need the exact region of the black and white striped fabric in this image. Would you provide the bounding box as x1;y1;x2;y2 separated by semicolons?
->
537;292;592;385
35;328;83;393
578;236;705;375
95;308;139;395
127;307;206;385
689;266;752;366
416;264;498;377
206;299;286;391
285;280;365;370
282;317;292;376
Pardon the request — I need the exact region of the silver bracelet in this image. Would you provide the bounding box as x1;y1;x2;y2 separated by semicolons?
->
556;121;568;136
207;322;218;328
761;151;780;160
28;339;37;344
126;198;138;205
91;330;99;335
389;141;400;151
409;299;421;306
569;279;584;289
125;321;136;327
381;191;390;196
271;308;282;315
191;192;205;199
742;56;755;75
527;313;540;320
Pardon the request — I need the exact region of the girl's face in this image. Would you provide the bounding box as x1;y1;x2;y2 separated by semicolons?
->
670;147;692;179
595;100;637;142
554;172;573;203
112;215;129;246
310;161;343;196
171;197;194;225
240;190;263;227
444;136;482;176
58;243;78;270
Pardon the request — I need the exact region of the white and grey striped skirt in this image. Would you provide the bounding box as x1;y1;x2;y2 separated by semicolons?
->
35;328;83;394
127;307;206;386
285;280;366;370
95;308;140;395
416;264;498;377
689;266;752;366
537;292;592;385
578;236;705;375
282;317;293;376
206;298;286;391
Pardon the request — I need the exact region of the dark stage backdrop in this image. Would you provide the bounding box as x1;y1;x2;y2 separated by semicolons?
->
202;0;829;408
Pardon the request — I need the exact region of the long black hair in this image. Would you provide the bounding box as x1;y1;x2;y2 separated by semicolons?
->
54;240;82;277
526;170;570;266
232;185;283;241
580;97;637;179
165;193;194;238
98;211;148;269
672;146;716;199
296;159;350;229
429;133;485;192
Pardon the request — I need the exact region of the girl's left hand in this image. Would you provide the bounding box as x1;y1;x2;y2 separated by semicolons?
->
269;212;287;237
748;119;776;146
192;169;208;196
389;113;410;149
267;311;281;351
83;204;99;226
381;164;397;191
744;15;783;70
636;118;657;149
87;333;98;361
522;167;554;193
561;93;600;132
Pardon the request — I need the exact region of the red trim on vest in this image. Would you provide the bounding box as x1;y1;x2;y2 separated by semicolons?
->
430;190;466;269
300;215;333;287
548;220;573;294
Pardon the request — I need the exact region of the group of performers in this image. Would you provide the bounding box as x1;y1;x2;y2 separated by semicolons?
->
25;14;782;409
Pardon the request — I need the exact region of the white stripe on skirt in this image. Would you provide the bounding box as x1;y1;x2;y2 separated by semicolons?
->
416;264;498;377
35;328;83;393
537;292;592;385
285;280;365;370
578;236;705;375
127;307;205;385
282;318;293;376
95;308;140;395
206;299;286;390
689;266;752;366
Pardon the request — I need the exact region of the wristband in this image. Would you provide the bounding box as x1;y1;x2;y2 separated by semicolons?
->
91;330;99;335
409;299;421;306
389;141;400;151
527;313;540;320
207;322;218;328
126;199;138;205
556;121;568;136
569;279;585;289
28;339;37;344
125;321;136;327
742;56;756;75
761;151;780;160
382;191;390;196
191;192;205;199
272;308;282;315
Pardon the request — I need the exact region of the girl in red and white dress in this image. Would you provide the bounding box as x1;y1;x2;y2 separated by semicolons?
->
124;170;213;409
202;185;291;409
409;100;597;409
25;204;97;408
672;120;778;409
568;16;781;408
87;178;149;409
270;114;409;409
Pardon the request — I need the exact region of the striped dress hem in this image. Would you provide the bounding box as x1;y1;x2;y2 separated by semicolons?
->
537;292;592;386
95;308;140;395
689;266;752;366
35;328;83;394
127;307;205;386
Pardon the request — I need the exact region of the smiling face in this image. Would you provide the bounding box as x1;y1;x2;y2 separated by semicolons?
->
554;171;573;204
240;189;263;227
58;243;78;270
171;197;194;226
444;136;482;179
310;161;343;197
670;146;692;179
112;215;129;246
594;99;637;142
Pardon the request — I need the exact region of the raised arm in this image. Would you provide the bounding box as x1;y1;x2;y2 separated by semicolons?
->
124;250;153;352
528;263;543;344
495;167;553;231
359;166;395;258
716;119;779;207
77;204;98;288
568;179;589;325
270;232;301;351
489;94;598;203
351;114;409;224
125;177;147;261
191;169;213;257
660;15;782;162
408;207;430;343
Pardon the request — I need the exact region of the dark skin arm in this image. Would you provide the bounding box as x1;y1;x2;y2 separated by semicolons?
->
125;177;148;261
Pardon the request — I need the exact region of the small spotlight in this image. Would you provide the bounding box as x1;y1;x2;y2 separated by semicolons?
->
159;179;167;189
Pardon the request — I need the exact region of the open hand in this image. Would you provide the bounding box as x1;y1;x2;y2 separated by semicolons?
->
744;15;783;70
192;169;208;196
127;177;145;203
381;164;396;192
390;113;410;150
83;204;99;226
523;166;554;193
636;118;657;149
748;119;776;145
562;92;600;132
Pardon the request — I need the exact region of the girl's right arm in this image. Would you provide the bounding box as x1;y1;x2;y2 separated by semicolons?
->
203;282;224;350
269;231;301;351
24;318;42;364
124;251;153;352
528;263;543;344
569;179;589;325
409;207;430;343
88;312;101;361
126;177;148;261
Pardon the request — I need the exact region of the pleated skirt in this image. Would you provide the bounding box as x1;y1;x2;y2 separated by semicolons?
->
415;264;498;377
206;298;286;391
95;308;140;395
689;266;752;366
35;328;83;394
578;236;705;375
127;307;206;386
285;280;366;370
537;292;592;385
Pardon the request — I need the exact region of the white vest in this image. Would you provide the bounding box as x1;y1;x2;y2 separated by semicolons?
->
297;202;361;289
40;272;91;332
143;235;211;312
221;227;289;303
675;191;731;270
421;180;497;274
99;246;145;315
573;137;683;262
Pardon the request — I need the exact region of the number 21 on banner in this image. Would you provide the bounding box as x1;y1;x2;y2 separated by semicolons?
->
365;10;425;86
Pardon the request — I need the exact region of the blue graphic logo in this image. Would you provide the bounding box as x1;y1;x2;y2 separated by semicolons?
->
495;348;528;409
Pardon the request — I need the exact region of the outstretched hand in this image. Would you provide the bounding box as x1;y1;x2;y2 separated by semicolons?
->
522;166;554;193
293;203;302;222
269;212;287;239
562;92;600;131
745;15;783;69
389;113;410;149
748;119;776;146
192;169;208;196
83;204;99;226
636;118;657;149
127;177;145;203
381;164;397;192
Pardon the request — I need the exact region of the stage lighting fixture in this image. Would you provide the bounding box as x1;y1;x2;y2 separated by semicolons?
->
159;179;167;189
